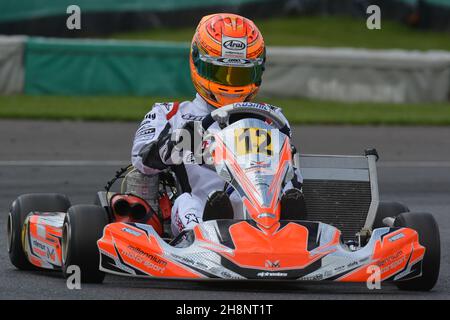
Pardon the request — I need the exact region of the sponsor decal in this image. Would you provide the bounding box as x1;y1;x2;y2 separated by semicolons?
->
185;212;200;225
220;270;236;278
244;160;272;174
140;119;154;126
135;126;156;140
137;122;155;132
257;213;276;219
216;57;253;66
157;102;173;112
334;265;345;272
195;261;209;269
32;239;46;251
136;127;155;136
208;266;237;279
257;271;288;277
233;102;278;112
380;257;407;274
223;39;246;51
127;246;167;266
250;160;271;168
265;260;280;268
121;227;142;237
32;239;57;262
388;232;405;242
182;113;205;121
144;112;157;120
122;245;167;273
369;249;408;277
170;254;237;278
376;250;403;268
301;274;324;281
174;210;184;232
222;36;247;58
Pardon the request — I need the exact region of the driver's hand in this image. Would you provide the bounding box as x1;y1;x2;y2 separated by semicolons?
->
176;121;204;164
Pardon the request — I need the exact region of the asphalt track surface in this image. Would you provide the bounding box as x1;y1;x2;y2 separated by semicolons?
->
0;120;449;299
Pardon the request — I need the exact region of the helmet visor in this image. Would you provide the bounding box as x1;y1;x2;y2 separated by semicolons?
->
193;51;264;87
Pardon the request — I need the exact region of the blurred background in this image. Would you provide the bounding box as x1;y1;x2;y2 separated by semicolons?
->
0;0;450;124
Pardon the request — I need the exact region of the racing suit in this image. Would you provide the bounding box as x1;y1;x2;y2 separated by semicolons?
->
132;94;302;236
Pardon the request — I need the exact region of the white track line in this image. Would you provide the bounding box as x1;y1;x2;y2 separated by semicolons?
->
0;160;450;167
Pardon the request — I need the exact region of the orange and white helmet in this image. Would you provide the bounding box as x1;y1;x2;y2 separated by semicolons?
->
190;13;266;108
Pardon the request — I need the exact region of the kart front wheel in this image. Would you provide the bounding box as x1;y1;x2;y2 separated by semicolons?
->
8;193;71;270
373;201;409;228
62;204;108;283
394;212;440;291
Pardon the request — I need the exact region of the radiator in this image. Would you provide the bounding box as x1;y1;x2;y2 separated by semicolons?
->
302;179;372;241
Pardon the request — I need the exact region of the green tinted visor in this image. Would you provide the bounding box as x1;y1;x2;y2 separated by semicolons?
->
193;50;265;87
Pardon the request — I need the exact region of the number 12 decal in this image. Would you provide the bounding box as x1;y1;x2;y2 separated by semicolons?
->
234;128;273;156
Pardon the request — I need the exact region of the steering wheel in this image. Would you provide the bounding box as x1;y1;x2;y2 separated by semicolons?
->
173;102;291;194
201;102;291;137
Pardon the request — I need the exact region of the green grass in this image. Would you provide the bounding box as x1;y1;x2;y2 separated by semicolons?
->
1;95;450;125
111;16;450;51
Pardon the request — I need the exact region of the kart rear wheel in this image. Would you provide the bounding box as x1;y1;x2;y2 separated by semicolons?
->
394;212;440;291
62;204;108;283
373;201;409;228
8;193;71;270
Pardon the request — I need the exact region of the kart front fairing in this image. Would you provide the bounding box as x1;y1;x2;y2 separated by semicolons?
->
98;219;424;281
211;118;295;228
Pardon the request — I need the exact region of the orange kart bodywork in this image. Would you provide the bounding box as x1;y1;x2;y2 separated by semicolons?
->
95;219;425;282
21;212;425;281
22;212;65;269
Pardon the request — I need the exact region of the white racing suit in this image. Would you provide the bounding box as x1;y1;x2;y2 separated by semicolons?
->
131;94;302;236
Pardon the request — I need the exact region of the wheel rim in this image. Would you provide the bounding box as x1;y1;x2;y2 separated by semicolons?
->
7;212;13;253
61;222;71;265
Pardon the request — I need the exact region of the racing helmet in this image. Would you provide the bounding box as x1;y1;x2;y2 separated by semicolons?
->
190;13;266;108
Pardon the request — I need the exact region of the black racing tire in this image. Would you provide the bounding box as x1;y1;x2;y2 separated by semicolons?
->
394;212;440;291
62;204;108;283
373;201;409;229
8;193;71;270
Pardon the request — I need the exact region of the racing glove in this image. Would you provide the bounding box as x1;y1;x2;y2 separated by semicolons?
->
138;123;178;170
179;121;204;164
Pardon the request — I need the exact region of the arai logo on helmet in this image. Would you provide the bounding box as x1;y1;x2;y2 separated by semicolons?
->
222;36;247;58
216;58;251;65
223;39;246;50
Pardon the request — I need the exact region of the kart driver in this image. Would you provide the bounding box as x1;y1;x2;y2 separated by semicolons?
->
132;13;306;236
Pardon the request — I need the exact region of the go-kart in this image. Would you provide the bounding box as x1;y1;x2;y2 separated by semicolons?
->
7;102;440;290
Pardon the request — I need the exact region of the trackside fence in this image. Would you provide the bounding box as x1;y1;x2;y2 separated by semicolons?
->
1;36;450;103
